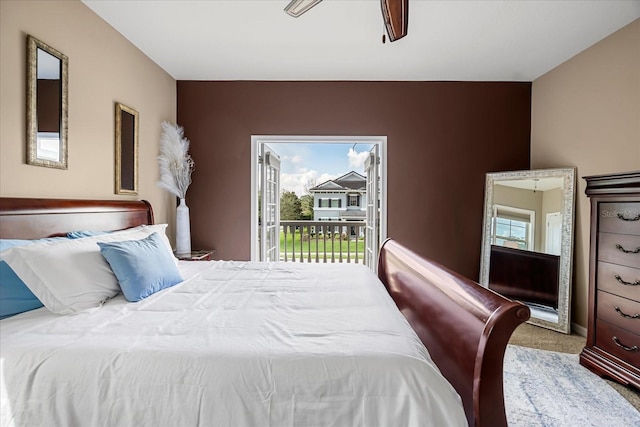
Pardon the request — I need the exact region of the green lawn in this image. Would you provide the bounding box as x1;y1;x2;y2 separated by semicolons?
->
280;229;365;258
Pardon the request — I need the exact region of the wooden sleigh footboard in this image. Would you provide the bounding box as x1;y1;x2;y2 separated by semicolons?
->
378;239;530;427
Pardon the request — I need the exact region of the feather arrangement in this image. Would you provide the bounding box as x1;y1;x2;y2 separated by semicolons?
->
157;122;195;199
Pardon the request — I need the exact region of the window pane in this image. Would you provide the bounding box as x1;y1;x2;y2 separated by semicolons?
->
510;223;527;240
495;222;510;237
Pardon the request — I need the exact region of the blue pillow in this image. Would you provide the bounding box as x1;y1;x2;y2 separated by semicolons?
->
0;238;64;319
67;230;109;239
98;233;183;302
0;261;44;319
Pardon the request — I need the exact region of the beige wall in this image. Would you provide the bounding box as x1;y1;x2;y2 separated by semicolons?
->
531;19;640;330
0;0;177;234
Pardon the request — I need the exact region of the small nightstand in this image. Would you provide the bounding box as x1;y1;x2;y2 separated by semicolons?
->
174;250;215;261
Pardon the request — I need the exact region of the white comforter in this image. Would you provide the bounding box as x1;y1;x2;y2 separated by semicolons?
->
1;261;466;427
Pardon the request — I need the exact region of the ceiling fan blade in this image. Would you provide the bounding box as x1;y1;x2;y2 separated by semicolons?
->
284;0;323;18
381;0;408;42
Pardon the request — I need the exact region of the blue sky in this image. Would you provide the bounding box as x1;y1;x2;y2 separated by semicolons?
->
267;143;373;196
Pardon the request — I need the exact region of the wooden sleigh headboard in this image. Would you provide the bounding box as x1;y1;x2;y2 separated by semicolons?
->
0;197;154;239
378;239;530;427
0;197;529;427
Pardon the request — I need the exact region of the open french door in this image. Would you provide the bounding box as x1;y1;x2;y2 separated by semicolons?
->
251;135;386;266
364;145;379;269
259;145;281;262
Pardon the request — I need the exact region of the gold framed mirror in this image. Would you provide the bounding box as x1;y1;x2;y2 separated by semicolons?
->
115;102;139;195
27;35;68;169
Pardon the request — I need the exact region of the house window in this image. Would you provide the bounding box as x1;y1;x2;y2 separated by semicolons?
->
318;198;341;208
348;194;360;207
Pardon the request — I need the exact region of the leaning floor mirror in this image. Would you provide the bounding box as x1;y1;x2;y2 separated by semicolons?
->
479;168;576;334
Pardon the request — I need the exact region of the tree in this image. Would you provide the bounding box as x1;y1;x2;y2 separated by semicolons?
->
300;178;317;220
303;178;317;195
299;194;314;220
280;190;302;220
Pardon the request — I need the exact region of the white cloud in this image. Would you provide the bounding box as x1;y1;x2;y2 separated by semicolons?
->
348;148;369;170
280;169;337;196
291;155;303;164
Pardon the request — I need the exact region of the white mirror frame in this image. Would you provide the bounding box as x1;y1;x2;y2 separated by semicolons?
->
479;167;576;334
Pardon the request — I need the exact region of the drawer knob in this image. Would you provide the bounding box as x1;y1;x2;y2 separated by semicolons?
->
615;244;640;255
617;212;640;222
615;275;640;286
613;336;639;352
615;306;640;319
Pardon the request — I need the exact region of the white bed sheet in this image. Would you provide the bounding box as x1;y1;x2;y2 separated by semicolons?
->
1;260;466;427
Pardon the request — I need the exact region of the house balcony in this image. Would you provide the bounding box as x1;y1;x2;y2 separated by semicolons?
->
280;220;367;264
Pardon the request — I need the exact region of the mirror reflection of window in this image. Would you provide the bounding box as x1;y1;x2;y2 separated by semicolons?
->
36;48;61;161
35;132;61;161
492;205;535;250
494;217;529;249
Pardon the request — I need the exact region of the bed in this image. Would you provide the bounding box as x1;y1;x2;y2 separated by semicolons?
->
0;197;530;427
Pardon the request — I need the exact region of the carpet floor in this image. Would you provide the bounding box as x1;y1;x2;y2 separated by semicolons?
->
504;345;640;426
508;323;640;422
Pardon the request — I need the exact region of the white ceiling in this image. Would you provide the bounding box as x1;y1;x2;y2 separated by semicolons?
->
496;177;564;191
82;0;640;81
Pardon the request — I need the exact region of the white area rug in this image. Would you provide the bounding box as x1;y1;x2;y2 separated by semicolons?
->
504;345;640;427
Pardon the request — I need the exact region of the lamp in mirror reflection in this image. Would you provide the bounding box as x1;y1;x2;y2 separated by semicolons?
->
284;0;322;17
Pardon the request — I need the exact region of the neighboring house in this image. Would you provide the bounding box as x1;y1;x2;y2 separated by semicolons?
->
308;171;367;222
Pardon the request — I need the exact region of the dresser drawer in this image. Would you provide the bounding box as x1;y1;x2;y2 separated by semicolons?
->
597;262;640;301
598;232;640;268
597;291;640;334
599;202;640;235
596;320;640;368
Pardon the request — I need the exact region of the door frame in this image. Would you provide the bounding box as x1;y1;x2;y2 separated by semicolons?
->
250;135;387;262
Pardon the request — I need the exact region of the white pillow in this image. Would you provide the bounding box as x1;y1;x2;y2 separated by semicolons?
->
2;224;175;315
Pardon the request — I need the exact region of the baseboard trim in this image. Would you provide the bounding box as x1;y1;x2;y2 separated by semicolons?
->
571;322;587;337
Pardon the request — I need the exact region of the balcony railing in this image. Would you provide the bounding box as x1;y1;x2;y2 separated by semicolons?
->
280;220;366;264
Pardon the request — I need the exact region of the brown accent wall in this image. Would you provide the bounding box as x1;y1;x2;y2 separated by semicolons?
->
178;81;531;279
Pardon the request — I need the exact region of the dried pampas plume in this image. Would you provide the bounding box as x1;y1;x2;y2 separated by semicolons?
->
157;122;195;199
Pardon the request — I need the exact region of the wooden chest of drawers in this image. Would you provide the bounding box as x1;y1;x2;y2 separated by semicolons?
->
580;171;640;389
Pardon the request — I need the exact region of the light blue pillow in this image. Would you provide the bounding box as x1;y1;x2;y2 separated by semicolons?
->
98;233;183;302
0;238;64;319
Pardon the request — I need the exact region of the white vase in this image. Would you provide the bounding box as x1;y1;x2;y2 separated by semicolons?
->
176;198;191;256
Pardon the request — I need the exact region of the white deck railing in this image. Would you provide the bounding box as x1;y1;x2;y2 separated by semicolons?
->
280;220;366;264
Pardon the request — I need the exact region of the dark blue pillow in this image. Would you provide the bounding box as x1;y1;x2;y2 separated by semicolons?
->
0;261;44;319
0;239;63;319
98;233;183;302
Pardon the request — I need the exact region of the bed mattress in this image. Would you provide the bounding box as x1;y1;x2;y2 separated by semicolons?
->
1;260;466;427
